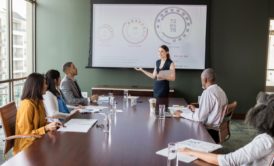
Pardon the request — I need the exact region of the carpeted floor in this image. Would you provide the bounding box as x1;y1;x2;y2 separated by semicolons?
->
220;120;257;153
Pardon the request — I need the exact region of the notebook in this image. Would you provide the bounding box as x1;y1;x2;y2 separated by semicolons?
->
156;139;222;163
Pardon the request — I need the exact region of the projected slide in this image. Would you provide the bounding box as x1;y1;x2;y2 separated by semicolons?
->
91;4;207;69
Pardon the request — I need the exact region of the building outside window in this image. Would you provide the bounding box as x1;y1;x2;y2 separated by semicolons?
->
0;0;35;106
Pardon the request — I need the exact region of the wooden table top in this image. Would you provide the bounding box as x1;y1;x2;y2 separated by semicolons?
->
3;97;215;166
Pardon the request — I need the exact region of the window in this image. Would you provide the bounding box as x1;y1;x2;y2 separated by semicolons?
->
0;0;35;106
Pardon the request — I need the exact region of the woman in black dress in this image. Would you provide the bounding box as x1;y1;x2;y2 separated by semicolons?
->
135;45;176;98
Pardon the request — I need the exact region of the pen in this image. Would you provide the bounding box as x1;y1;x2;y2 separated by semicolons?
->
56;122;66;128
61;123;66;128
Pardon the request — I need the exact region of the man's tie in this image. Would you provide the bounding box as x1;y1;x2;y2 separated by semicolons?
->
74;80;83;98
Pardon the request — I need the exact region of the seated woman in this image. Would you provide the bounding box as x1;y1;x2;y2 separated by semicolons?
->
179;92;274;166
14;73;62;154
43;69;77;122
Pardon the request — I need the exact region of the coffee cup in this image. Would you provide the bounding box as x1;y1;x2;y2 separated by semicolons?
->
149;98;156;113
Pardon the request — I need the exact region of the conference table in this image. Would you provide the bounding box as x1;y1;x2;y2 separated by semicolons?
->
3;96;216;166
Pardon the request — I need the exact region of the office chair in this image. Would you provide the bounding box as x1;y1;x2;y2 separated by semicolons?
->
0;102;41;159
206;101;238;144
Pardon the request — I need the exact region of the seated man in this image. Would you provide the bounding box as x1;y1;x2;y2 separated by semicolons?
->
175;68;228;142
60;62;97;106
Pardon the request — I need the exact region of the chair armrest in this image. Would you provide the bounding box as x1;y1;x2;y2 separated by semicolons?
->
4;134;42;141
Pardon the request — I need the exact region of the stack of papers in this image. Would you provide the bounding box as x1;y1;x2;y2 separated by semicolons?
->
127;96;139;99
58;119;97;133
168;105;187;111
78;105;108;113
156;139;222;163
178;139;222;152
98;96;109;103
168;106;193;115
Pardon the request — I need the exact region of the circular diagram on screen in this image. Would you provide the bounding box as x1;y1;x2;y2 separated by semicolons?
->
122;18;148;44
97;24;114;42
154;7;192;44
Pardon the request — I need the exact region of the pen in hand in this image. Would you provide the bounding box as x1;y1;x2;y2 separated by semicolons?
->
54;122;66;129
58;122;66;128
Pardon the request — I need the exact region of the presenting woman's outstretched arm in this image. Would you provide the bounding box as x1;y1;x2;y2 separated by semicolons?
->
135;67;157;79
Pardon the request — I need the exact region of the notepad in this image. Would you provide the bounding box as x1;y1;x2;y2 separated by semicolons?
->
156;139;222;163
58;119;97;133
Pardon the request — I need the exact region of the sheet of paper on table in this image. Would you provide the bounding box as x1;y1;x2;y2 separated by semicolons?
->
58;119;97;133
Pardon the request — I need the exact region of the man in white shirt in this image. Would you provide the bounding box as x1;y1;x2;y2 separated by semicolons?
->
175;68;228;142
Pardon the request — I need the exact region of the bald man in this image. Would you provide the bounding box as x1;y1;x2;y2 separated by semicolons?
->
175;68;228;142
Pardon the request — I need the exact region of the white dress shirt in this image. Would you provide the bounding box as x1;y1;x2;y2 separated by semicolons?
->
43;91;69;122
218;133;274;166
181;84;228;126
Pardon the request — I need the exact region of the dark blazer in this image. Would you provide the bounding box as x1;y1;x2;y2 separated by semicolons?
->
60;75;88;106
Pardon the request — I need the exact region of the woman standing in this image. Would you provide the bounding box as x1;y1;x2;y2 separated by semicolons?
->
14;73;61;154
135;45;176;97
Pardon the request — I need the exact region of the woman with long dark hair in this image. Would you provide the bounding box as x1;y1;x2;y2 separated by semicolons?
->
135;45;176;97
43;69;74;122
14;73;61;154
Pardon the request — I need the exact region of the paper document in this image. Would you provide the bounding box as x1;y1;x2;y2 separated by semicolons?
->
78;105;108;113
78;109;100;113
127;96;139;99
168;106;192;115
98;96;109;103
156;139;222;163
85;105;108;110
157;70;174;80
178;139;222;152
156;148;197;163
115;109;123;113
58;119;97;133
168;105;187;111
